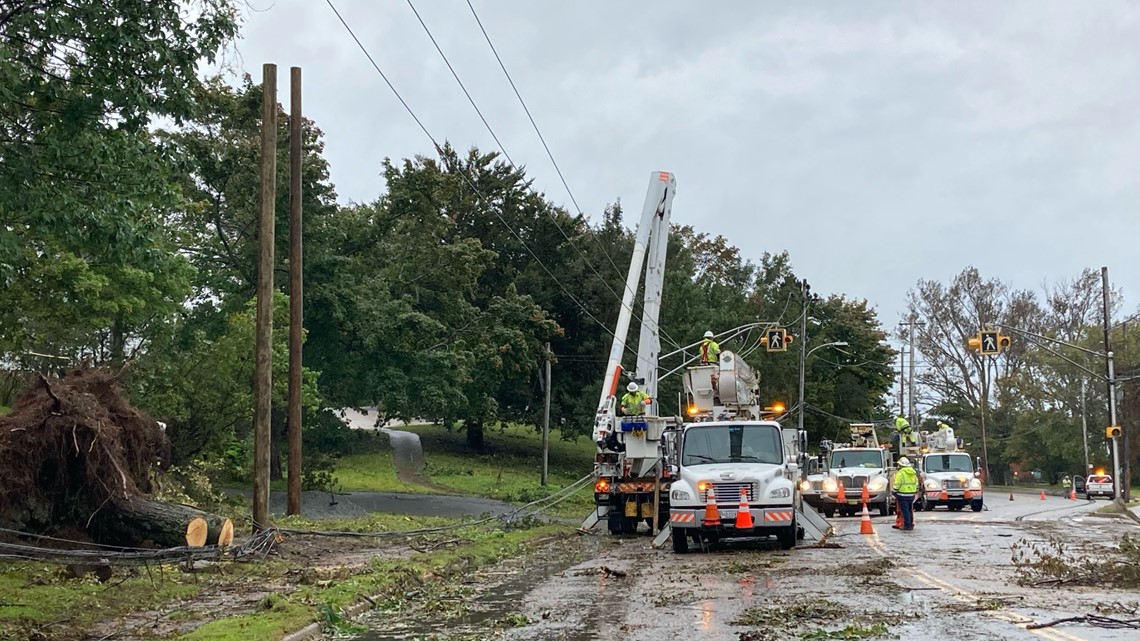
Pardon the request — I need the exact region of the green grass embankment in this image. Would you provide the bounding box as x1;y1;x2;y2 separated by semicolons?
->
331;422;597;518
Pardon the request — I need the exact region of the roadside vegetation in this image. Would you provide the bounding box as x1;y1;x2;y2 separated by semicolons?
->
0;515;567;641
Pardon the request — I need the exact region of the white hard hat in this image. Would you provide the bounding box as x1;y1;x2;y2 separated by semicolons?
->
898;457;912;467
703;331;714;338
627;382;638;392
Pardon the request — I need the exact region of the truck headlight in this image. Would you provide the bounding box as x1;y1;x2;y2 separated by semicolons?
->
924;479;941;491
671;489;692;501
868;477;887;492
969;478;982;490
769;487;791;499
822;478;837;492
799;480;811;492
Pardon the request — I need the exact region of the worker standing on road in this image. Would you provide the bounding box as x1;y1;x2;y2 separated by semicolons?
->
893;457;919;531
699;331;721;364
620;382;650;416
895;415;915;447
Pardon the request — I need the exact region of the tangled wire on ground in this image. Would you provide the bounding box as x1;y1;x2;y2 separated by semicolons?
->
0;473;595;567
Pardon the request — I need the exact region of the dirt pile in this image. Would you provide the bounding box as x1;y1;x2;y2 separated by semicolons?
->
0;367;170;535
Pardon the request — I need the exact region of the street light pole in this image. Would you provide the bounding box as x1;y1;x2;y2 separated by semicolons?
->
798;340;849;433
798;279;808;433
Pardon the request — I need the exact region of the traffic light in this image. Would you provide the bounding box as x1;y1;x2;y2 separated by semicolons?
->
761;328;792;352
968;330;1011;355
1106;425;1122;439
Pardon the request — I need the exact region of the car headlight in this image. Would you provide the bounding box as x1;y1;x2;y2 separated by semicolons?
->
823;478;837;492
799;480;811;492
769;487;791;499
671;489;691;501
969;478;982;490
868;477;887;492
924;479;941;491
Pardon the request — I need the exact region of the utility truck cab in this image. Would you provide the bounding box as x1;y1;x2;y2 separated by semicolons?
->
667;420;800;552
803;424;894;517
906;424;983;512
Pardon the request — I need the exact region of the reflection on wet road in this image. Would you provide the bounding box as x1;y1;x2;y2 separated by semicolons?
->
354;493;1138;640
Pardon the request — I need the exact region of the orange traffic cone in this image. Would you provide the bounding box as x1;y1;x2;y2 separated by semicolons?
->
895;507;904;529
837;481;847;503
735;487;754;529
1068;489;1076;500
861;481;870;506
1009;492;1014;501
1040;490;1046;501
940;490;949;502
859;503;874;535
702;487;720;526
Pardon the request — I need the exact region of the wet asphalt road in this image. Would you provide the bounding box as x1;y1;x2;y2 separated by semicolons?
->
360;493;1139;641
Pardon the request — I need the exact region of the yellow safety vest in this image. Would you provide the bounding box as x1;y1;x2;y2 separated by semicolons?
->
893;467;919;494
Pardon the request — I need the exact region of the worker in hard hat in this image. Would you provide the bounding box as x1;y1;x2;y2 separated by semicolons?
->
620;382;650;416
893;457;919;531
699;331;720;364
895;414;915;447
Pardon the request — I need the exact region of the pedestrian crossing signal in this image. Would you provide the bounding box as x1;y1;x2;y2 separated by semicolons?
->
969;330;1010;355
1106;425;1122;439
762;328;792;352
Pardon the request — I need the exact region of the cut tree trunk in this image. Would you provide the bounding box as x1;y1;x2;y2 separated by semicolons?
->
93;497;233;548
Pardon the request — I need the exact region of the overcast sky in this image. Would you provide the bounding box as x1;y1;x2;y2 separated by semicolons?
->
231;0;1140;335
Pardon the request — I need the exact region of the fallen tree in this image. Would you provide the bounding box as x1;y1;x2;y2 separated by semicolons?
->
0;367;232;548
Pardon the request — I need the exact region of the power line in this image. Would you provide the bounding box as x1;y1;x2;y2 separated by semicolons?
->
324;0;618;342
408;0;679;349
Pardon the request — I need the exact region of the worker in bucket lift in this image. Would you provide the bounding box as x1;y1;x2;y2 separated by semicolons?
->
895;414;916;446
892;457;919;531
699;331;720;364
620;382;650;416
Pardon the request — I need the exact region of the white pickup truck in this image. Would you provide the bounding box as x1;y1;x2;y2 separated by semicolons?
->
1084;474;1114;499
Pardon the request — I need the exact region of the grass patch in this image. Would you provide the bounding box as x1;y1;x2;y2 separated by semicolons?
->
0;565;199;640
332;422;597;517
0;406;8;417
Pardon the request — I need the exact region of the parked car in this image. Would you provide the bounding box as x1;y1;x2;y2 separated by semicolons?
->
1084;474;1114;499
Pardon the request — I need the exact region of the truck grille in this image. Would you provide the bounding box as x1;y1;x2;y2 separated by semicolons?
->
713;482;755;503
943;479;963;490
810;481;823;491
838;475;868;490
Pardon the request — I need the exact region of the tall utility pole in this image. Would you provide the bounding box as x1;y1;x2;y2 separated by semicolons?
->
898;316;924;426
797;279;808;432
898;351;905;414
252;63;277;531
1102;266;1123;502
541;342;551;487
286;67;303;516
1080;378;1090;477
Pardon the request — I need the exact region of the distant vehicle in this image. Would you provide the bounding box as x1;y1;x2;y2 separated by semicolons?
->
1084;474;1114;499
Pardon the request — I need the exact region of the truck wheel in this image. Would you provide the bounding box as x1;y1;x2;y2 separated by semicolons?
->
971;499;983;512
824;508;835;519
877;501;889;517
607;512;623;535
777;518;797;550
671;530;689;553
621;516;640;534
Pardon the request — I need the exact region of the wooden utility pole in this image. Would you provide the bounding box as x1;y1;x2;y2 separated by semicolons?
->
286;66;303;516
541;342;551;486
908;315;917;426
252;63;277;531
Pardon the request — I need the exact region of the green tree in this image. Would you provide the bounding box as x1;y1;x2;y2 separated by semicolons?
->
0;0;240;361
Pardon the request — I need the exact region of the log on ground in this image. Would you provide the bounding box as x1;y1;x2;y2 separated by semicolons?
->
93;497;233;548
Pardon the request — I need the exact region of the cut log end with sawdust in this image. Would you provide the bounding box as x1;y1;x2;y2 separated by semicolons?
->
0;367;233;548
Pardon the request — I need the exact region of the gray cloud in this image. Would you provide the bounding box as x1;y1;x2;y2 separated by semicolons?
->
231;0;1140;330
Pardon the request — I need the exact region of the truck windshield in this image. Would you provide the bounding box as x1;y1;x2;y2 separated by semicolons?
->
924;454;973;473
682;424;782;466
829;450;883;469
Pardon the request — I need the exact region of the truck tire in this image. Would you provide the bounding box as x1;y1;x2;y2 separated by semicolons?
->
971;499;983;512
671;530;689;553
824;507;835;519
607;512;623;535
877;501;889;517
777;518;797;550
